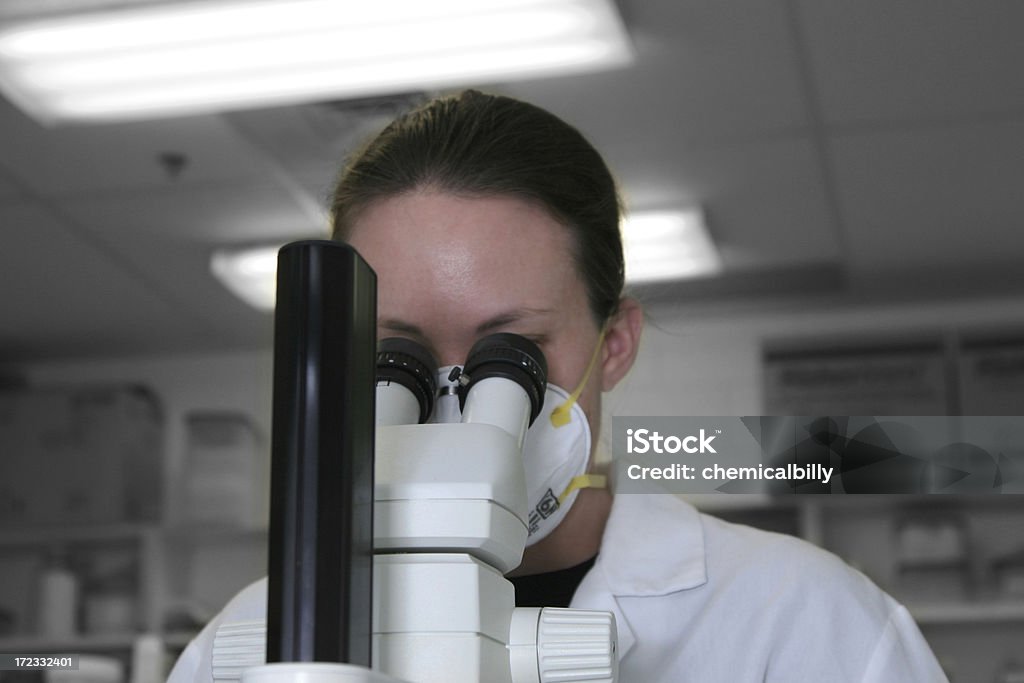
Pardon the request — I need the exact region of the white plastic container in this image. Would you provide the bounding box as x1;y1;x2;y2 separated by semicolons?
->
38;565;78;638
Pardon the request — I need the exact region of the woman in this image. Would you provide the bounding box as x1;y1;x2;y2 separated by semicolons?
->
169;90;946;681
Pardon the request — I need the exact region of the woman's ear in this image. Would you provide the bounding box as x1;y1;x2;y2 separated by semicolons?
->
600;297;644;392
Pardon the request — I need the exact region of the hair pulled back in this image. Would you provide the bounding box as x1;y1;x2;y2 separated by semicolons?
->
330;90;624;324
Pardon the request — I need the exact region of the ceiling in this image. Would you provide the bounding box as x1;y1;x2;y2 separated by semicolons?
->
2;0;1024;361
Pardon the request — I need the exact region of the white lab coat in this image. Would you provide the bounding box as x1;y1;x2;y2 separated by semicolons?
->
568;493;947;682
168;493;947;682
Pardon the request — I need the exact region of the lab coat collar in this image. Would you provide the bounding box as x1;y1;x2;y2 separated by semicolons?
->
599;492;708;596
573;492;708;661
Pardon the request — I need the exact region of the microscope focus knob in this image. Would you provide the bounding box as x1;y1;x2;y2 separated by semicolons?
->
509;607;618;683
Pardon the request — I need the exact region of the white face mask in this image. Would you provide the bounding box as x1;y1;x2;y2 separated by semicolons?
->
433;342;606;546
519;382;596;545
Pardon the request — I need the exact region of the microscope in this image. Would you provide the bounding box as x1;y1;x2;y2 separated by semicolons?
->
210;241;617;683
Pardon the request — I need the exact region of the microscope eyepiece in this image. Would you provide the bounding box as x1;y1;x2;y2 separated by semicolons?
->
377;337;438;424
458;333;548;426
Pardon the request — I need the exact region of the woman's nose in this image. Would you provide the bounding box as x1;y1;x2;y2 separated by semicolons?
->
410;338;470;370
436;348;469;368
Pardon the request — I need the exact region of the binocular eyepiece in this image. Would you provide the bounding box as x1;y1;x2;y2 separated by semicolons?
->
376;333;548;445
376;337;439;424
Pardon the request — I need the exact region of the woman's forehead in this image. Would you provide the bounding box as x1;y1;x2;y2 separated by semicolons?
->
352;192;579;290
346;191;590;350
349;190;568;245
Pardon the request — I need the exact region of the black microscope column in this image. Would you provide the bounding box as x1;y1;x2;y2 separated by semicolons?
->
267;240;376;666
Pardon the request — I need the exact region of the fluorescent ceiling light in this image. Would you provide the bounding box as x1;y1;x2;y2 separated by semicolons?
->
0;0;632;123
211;244;280;311
622;209;721;283
213;209;718;311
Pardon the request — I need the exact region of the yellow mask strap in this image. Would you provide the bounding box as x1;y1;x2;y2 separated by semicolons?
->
550;327;607;428
557;473;608;505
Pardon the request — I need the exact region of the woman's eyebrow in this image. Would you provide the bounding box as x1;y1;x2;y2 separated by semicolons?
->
474;307;554;335
379;308;553;338
379;318;423;336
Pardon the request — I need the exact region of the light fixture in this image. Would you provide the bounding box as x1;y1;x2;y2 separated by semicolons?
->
622;209;721;283
210;244;280;311
213;209;718;311
0;0;632;124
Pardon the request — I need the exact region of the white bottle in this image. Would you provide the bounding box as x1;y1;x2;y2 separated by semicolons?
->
38;555;78;639
130;633;167;683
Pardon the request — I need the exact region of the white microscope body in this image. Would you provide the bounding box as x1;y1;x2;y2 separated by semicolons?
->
229;332;617;683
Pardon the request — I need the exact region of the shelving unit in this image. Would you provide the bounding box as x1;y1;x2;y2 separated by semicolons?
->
910;600;1024;626
0;525;157;635
0;522;267;676
0;386;269;681
0;633;142;654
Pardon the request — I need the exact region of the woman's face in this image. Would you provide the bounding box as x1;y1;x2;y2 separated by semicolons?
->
347;189;607;440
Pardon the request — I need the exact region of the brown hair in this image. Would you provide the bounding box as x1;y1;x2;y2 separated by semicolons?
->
330;90;624;324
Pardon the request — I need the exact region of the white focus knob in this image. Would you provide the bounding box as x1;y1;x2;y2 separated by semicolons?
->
537;608;618;683
509;607;618;683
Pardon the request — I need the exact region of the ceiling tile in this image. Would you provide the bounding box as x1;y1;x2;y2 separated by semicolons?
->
589;133;841;272
224;101;404;182
52;182;325;351
0;202;215;359
796;0;1024;126
682;135;841;270
0;98;281;198
58;181;327;243
72;226;275;352
831;120;1024;271
502;0;810;176
0;172;26;201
